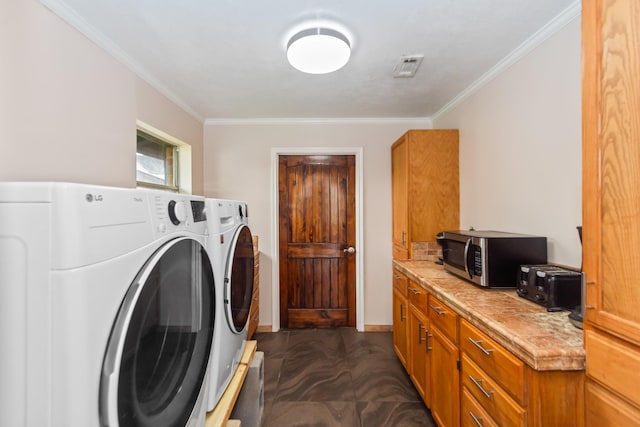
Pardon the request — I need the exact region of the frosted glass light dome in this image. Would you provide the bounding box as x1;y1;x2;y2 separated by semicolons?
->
286;28;351;74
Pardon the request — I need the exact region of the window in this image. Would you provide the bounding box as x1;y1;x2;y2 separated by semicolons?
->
136;129;179;192
136;121;193;194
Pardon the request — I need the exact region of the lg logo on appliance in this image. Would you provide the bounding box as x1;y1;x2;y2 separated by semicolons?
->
85;193;103;203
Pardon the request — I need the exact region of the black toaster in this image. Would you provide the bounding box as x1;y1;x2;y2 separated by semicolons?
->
517;265;582;311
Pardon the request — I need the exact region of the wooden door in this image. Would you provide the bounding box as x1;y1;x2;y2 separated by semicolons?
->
278;155;356;328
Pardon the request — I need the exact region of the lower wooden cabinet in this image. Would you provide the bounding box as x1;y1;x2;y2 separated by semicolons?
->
392;270;585;427
430;325;460;427
408;278;430;402
585;328;640;409
461;319;584;427
409;300;431;404
461;354;525;427
460;320;524;404
461;388;498;427
585;380;640;426
392;270;409;368
584;328;640;425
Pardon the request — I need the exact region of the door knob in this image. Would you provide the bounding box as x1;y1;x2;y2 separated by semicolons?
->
343;246;356;254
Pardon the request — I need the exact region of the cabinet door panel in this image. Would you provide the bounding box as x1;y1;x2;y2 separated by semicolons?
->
585;328;640;408
407;130;459;243
393;288;409;368
409;305;430;405
391;130;459;260
431;326;460;427
392;138;409;258
583;0;640;345
586;381;640;426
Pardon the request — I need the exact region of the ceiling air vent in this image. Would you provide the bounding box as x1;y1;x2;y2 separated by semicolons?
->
393;54;424;78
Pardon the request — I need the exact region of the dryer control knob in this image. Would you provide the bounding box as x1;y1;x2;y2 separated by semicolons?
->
168;200;187;225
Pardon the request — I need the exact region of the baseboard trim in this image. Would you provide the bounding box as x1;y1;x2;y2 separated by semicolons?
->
364;325;393;332
255;324;392;332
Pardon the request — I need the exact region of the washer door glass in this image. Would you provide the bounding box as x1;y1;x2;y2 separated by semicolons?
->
225;225;254;333
100;237;215;427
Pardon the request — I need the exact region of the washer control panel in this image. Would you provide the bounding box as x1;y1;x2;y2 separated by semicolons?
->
168;200;188;225
147;192;207;236
190;200;207;222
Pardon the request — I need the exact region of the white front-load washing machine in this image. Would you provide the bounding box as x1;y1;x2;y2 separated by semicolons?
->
205;198;254;411
0;182;216;427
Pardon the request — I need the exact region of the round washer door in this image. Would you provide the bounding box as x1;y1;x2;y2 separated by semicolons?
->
100;237;215;427
224;225;254;333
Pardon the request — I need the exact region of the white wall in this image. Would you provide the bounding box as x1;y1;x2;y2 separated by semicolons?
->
433;18;582;267
0;0;204;193
136;78;205;195
204;16;582;329
203;120;431;328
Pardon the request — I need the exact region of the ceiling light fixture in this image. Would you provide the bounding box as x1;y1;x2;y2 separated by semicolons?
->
286;28;351;74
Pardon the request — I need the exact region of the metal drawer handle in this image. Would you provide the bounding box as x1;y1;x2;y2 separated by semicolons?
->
408;287;421;295
400;304;406;321
418;324;426;343
393;274;401;279
469;375;494;399
429;304;446;316
469;411;484;427
468;337;494;356
426;332;432;352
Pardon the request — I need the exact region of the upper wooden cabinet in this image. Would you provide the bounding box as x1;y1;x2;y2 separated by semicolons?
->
583;0;640;419
391;130;459;259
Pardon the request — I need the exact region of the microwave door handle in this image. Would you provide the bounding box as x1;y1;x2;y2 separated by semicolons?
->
463;238;473;279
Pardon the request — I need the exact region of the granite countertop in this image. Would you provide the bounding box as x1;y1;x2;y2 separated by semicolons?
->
393;260;585;372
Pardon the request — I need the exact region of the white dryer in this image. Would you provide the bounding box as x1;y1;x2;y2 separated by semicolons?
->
205;198;254;411
0;182;216;427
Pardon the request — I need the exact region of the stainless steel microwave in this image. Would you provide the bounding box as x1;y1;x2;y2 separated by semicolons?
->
440;230;547;288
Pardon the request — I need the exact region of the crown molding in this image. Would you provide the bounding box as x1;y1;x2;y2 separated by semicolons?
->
39;0;579;127
204;117;432;126
39;0;204;123
431;0;581;122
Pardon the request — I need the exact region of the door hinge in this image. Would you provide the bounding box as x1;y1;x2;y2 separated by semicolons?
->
456;359;461;371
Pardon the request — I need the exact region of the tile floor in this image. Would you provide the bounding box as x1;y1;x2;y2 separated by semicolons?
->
254;328;436;427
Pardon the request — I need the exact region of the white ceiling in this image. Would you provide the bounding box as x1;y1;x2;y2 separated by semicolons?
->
42;0;579;121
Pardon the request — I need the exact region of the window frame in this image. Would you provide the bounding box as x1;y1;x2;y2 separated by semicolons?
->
135;121;192;194
136;129;180;192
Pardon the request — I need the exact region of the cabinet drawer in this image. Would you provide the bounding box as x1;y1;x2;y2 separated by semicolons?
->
461;388;499;427
460;319;525;404
461;354;525;427
407;280;427;312
585;380;640;426
428;295;458;343
393;270;409;297
585;329;640;408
